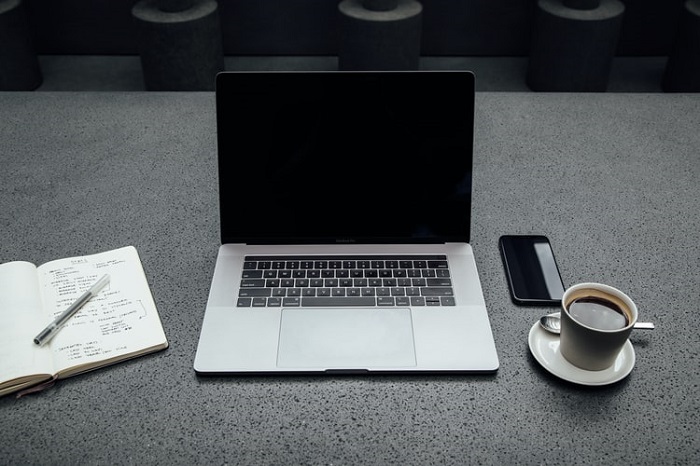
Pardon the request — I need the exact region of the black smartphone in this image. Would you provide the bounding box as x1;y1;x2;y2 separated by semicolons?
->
499;235;565;306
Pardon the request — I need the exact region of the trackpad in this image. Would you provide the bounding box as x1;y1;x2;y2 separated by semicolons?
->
277;308;416;369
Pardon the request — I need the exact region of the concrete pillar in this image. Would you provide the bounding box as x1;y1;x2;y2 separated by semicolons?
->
338;0;422;71
662;0;700;92
0;0;42;90
132;0;224;91
527;0;625;92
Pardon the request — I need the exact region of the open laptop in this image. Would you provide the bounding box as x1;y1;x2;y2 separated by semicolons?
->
194;70;499;374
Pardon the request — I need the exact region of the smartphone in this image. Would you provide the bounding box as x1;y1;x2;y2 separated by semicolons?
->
499;235;565;306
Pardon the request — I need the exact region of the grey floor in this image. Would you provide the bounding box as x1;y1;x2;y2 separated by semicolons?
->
35;55;669;92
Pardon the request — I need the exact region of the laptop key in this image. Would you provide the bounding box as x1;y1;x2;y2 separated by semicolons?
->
283;297;301;306
241;279;265;287
427;278;452;287
376;287;390;296
268;297;282;307
237;298;252;307
377;297;395;306
239;288;272;297
301;297;376;306
428;260;448;268
396;296;411;306
406;287;420;296
421;287;454;296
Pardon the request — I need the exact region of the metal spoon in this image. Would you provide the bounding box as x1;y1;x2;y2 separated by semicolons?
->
539;314;655;335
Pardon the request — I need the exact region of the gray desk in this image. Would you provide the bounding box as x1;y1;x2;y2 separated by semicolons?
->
1;92;698;465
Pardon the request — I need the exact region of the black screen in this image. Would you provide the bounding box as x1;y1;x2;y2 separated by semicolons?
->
215;71;475;245
499;235;565;305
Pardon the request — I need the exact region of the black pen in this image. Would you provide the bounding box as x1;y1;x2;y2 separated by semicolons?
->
33;274;110;346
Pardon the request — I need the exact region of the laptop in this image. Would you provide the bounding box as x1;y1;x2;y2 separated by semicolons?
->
194;70;499;374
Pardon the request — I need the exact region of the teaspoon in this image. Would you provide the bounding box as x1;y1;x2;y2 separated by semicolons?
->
539;314;655;335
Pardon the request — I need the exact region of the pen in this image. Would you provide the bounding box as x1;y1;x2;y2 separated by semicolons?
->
33;274;110;346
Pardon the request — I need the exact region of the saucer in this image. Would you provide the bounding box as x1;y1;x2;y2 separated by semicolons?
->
528;313;635;386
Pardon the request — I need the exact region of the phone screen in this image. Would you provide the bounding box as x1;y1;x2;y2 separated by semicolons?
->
499;235;565;306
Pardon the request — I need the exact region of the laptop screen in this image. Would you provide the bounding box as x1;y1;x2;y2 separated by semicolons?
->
216;71;475;245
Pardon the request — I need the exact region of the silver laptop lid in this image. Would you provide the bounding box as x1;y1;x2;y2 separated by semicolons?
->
215;70;475;245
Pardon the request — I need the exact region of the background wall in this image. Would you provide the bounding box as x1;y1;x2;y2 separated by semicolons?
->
24;0;686;57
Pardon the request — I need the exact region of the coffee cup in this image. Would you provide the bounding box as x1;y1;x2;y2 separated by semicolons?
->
560;283;638;371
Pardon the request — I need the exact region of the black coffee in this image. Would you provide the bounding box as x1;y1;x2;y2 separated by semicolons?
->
568;297;629;330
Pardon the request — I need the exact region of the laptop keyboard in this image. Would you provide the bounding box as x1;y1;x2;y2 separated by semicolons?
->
237;255;455;308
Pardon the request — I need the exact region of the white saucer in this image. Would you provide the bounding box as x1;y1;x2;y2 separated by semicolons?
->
528;313;635;386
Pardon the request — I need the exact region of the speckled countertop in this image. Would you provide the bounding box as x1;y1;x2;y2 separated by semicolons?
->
1;91;698;465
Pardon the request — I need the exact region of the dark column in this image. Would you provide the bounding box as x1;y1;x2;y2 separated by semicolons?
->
132;0;224;91
0;0;42;90
662;0;700;92
527;0;625;92
338;0;422;71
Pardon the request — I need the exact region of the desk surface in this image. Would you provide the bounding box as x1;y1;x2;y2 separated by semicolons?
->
1;92;698;465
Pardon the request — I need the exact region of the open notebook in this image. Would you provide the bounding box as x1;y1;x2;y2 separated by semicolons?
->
194;70;499;374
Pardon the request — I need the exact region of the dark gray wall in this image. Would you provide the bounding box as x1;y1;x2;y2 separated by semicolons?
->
25;0;685;56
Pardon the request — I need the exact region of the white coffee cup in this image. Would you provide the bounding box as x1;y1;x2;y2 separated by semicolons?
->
560;283;638;371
